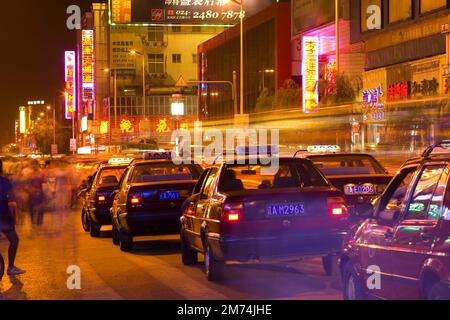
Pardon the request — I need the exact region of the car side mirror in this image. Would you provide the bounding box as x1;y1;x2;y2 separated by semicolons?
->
379;207;400;224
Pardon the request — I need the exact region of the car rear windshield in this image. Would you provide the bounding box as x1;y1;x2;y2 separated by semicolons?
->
219;160;329;192
96;168;126;187
309;155;385;176
131;163;201;183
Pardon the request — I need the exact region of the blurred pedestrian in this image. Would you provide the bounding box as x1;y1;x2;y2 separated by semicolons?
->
26;160;45;225
0;159;25;277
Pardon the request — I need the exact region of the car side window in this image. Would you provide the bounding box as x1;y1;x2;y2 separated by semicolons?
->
193;168;210;195
379;167;417;216
406;165;448;221
119;168;129;184
201;168;218;199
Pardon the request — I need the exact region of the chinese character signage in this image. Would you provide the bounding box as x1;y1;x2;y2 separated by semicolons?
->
362;85;385;122
120;118;135;133
302;37;319;114
387;78;439;102
65;51;76;120
82;30;95;102
109;0;276;26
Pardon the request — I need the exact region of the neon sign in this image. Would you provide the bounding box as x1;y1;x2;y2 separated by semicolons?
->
120;118;134;133
156;118;170;133
82;30;95;102
302;37;319;114
65;51;76;120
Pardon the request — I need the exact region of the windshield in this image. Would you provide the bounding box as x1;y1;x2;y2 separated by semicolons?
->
309;155;385;176
96;168;126;187
131;163;201;183
219;160;329;192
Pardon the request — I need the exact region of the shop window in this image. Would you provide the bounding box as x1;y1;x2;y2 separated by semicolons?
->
192;26;202;33
192;54;198;64
389;0;412;23
361;0;382;32
170;26;182;32
420;0;447;14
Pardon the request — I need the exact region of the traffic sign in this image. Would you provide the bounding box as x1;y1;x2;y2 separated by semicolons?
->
175;75;188;88
70;139;77;152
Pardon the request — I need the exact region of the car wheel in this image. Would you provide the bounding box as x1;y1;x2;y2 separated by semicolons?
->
204;239;224;281
119;231;133;252
112;223;120;246
181;231;198;265
342;262;367;300
322;254;337;276
90;220;101;238
0;253;4;282
427;282;450;300
81;210;90;232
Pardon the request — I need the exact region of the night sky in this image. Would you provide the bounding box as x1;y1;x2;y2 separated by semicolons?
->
0;0;105;146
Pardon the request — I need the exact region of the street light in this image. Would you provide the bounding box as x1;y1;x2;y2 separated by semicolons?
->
224;0;244;115
129;50;146;115
47;105;56;145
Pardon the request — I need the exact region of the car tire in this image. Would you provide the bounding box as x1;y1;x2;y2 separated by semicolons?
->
322;254;337;277
119;231;133;252
427;282;450;300
81;210;90;232
181;232;198;265
90;220;101;238
204;239;224;282
112;223;120;246
342;262;367;300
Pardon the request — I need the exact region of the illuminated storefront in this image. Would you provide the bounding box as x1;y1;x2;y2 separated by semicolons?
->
354;0;450;150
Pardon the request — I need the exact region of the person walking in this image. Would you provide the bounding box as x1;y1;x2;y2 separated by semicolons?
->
0;159;25;278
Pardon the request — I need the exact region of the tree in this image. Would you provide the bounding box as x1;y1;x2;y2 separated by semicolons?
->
32;119;54;154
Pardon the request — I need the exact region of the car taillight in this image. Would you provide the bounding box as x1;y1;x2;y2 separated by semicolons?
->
327;197;348;217
222;202;243;223
129;193;143;206
185;202;195;216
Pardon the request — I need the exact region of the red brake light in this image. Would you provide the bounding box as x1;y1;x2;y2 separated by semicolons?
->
223;202;243;223
327;197;348;217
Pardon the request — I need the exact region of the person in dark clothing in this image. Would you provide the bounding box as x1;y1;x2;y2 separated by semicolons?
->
0;159;25;278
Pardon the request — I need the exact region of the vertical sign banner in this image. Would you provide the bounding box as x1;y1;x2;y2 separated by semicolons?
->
19;107;26;134
65;51;76;120
302;37;319;114
82;30;95;103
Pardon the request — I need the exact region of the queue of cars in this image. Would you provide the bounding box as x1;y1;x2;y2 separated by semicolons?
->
79;143;450;300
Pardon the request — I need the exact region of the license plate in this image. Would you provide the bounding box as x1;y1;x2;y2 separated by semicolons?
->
344;184;375;195
266;203;305;218
159;191;180;201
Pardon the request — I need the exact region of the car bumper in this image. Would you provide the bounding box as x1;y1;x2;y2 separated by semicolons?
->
119;211;181;236
210;231;347;262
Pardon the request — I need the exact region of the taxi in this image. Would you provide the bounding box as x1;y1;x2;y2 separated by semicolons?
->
180;151;349;281
81;157;133;237
110;152;203;251
341;141;450;300
298;146;393;222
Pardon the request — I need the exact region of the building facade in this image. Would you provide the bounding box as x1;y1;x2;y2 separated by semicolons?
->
198;1;292;120
76;3;224;150
352;0;450;149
